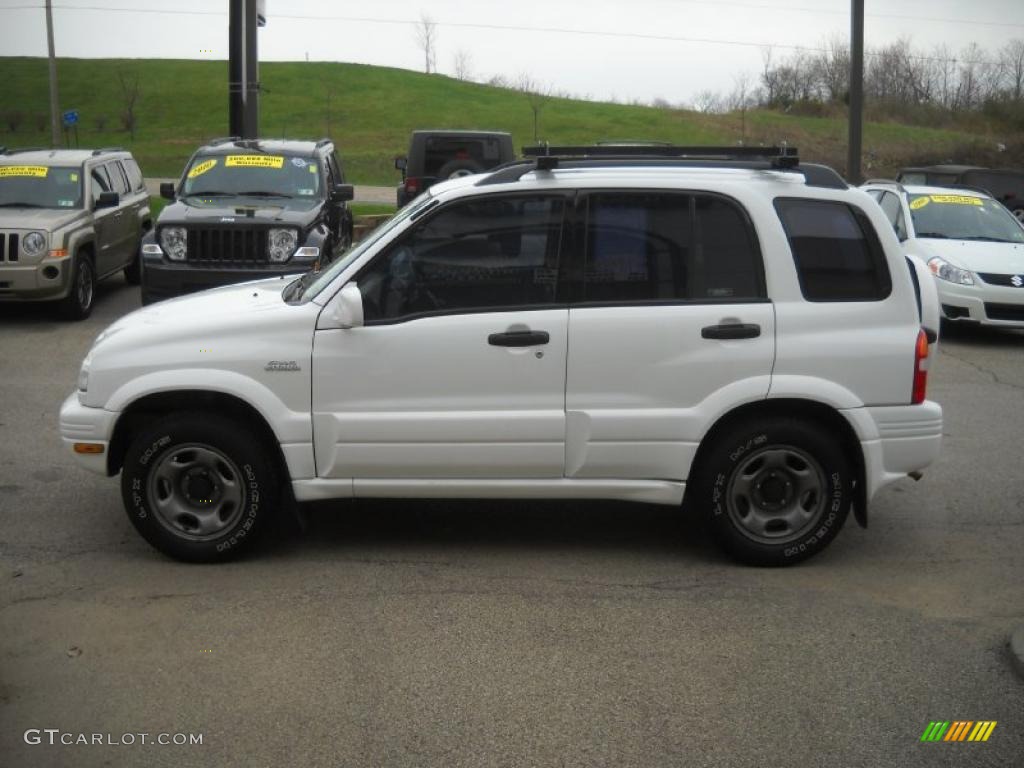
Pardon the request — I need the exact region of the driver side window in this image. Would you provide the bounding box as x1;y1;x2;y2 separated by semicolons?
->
356;195;565;323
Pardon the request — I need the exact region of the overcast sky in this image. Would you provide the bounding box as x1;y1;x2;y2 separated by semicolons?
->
1;0;1022;104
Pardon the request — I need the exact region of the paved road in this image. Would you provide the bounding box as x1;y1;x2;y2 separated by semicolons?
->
144;178;394;205
1;281;1022;767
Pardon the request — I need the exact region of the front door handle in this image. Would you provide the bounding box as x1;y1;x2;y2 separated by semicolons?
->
488;330;550;347
701;323;761;340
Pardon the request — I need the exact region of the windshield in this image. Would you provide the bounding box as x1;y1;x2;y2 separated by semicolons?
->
296;192;436;302
908;193;1024;243
0;165;83;208
181;153;321;199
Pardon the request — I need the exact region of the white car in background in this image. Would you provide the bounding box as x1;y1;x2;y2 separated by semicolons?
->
862;180;1024;328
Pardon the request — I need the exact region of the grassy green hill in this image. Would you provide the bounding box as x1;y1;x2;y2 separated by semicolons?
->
0;57;1015;184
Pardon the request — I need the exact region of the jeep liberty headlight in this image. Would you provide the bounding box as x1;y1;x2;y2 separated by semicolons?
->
160;227;188;261
927;256;973;286
268;228;298;262
22;231;47;257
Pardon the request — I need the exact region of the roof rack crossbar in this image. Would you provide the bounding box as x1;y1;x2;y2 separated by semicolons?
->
476;154;847;190
5;146;46;155
208;136;241;146
523;144;799;168
315;138;332;148
91;147;125;156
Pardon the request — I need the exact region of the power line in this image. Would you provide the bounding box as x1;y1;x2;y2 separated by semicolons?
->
1;4;1020;62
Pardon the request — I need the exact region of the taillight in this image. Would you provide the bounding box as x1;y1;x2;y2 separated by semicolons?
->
404;177;421;194
912;328;929;404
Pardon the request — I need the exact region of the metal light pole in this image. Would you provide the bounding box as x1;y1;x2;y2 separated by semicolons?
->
45;0;61;148
847;0;865;183
228;0;263;139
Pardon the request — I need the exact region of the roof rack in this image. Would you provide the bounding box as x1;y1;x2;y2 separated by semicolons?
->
91;147;125;156
208;136;241;146
315;137;333;148
478;145;846;190
4;146;47;155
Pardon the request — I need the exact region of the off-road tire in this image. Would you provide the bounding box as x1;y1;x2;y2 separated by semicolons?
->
437;159;484;180
57;252;96;321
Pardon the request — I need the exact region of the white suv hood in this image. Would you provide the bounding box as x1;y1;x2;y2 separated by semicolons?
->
81;276;320;409
918;239;1024;274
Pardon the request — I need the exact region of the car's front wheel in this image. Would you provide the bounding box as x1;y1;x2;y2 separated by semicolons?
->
692;417;851;566
57;252;95;320
120;413;279;562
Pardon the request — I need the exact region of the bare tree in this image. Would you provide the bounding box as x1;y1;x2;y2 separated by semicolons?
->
517;73;553;142
117;69;140;140
414;13;438;74
453;49;473;81
998;39;1024;100
728;73;753;142
692;89;724;114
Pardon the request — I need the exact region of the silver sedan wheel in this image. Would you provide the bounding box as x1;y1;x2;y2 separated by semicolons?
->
725;445;827;544
147;443;246;542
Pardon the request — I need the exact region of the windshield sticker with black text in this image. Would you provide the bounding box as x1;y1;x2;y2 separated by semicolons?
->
225;155;284;169
188;159;218;179
0;166;49;178
912;194;983;210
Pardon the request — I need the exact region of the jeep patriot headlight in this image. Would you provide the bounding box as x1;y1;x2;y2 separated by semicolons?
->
22;231;47;257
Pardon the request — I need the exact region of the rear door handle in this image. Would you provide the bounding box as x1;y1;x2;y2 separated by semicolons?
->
488;330;550;347
701;323;761;340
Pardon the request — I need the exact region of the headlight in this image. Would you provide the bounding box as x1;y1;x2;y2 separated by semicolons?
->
268;228;298;262
77;358;90;392
159;227;187;262
927;257;973;285
22;231;47;257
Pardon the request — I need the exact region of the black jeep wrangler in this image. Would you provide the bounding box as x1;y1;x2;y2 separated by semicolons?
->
141;137;354;304
394;130;514;208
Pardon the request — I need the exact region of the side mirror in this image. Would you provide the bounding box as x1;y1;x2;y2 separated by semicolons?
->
160;182;176;200
394;156;408;172
336;282;364;329
330;183;354;203
94;190;119;209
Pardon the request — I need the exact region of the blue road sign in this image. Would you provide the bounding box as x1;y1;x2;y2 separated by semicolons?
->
62;110;79;127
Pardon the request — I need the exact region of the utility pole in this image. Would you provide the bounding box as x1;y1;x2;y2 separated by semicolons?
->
45;0;61;148
847;0;864;183
228;0;263;139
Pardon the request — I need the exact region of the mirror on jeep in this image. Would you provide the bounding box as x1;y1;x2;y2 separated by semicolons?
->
330;183;354;203
159;182;176;200
335;282;364;329
394;156;408;172
94;191;119;209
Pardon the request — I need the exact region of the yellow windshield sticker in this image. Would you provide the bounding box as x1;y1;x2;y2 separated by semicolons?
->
910;197;930;210
930;194;982;206
0;165;49;178
225;155;284;169
70;172;79;182
309;163;317;173
188;158;218;179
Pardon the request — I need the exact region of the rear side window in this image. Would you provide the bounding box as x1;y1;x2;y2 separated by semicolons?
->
774;198;892;302
582;192;764;303
122;158;145;192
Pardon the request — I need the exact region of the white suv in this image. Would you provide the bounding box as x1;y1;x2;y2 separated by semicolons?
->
862;179;1024;328
60;147;943;565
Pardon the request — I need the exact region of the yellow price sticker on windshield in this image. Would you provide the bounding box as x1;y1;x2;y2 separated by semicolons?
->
910;197;930;210
188;158;218;179
225;155;284;169
0;165;49;178
70;172;79;182
930;194;982;206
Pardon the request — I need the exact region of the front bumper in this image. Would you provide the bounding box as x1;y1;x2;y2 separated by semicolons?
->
59;392;117;475
0;253;74;302
935;279;1024;327
142;261;304;303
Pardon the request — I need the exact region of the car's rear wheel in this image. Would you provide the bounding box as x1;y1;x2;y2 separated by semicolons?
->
57;252;95;320
120;413;279;562
692;417;851;566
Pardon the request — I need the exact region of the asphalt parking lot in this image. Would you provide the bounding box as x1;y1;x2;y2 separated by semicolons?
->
1;276;1022;767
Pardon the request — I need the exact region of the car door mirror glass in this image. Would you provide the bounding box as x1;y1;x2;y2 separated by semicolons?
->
160;182;176;200
330;183;354;203
95;190;119;209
